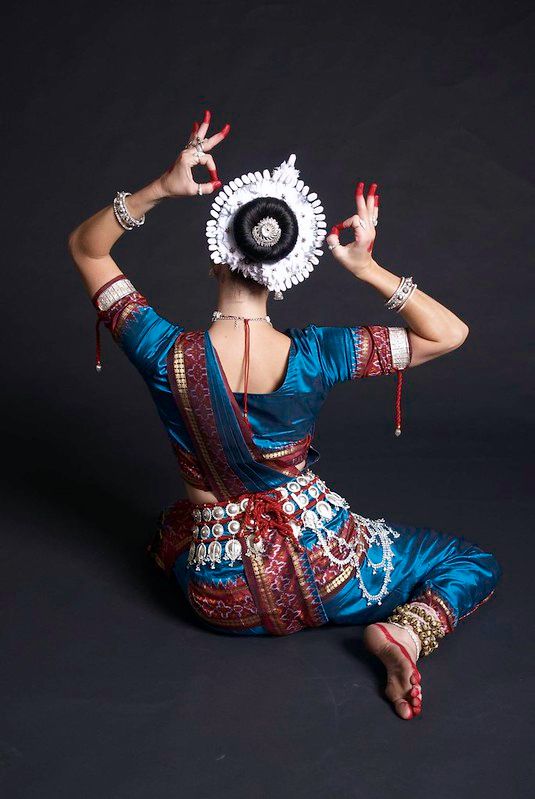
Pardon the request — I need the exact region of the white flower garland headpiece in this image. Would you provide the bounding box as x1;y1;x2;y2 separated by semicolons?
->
205;154;327;299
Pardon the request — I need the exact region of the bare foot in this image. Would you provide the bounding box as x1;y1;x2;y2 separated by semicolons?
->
363;622;423;720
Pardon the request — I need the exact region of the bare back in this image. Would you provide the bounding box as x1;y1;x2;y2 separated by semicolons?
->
207;322;292;395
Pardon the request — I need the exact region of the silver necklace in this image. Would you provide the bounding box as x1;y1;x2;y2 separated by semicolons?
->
211;310;272;328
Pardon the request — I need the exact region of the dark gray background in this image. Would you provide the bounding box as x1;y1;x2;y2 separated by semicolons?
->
2;1;533;797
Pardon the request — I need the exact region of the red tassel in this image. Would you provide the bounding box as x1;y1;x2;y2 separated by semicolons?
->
394;370;403;436
95;317;103;372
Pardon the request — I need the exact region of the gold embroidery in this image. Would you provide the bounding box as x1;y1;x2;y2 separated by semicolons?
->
113;301;140;340
318;564;355;597
261;441;302;460
248;549;287;635
172;340;229;499
287;545;324;624
353;329;370;379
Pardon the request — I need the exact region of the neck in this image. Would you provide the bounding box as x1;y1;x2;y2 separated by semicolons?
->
215;279;269;318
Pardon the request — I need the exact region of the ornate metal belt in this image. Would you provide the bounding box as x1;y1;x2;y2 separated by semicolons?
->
186;469;350;570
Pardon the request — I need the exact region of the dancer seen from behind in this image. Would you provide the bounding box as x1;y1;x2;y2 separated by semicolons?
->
68;109;501;721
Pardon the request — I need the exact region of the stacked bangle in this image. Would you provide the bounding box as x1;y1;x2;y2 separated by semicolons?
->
385;276;417;312
113;191;146;231
387;602;446;656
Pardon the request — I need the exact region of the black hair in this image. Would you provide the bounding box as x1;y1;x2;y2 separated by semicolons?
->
232;197;298;264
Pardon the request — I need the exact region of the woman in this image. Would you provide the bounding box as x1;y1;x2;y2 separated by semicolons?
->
68;109;501;721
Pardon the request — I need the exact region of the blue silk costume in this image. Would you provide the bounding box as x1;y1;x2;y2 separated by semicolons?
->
93;275;501;639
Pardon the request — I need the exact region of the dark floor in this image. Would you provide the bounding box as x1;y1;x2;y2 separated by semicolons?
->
2;444;532;799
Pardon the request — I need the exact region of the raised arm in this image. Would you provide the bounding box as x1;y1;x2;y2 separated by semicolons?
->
326;181;469;368
67;110;230;298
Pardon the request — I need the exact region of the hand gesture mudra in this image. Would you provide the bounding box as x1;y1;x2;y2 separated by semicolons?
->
158;110;231;198
326;181;379;277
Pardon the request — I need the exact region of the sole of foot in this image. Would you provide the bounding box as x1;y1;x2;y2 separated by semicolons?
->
363;622;422;720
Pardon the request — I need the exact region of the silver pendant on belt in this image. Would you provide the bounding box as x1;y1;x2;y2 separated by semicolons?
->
223;537;243;566
245;533;266;563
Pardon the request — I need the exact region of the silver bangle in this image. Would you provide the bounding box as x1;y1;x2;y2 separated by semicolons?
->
396;282;417;312
385;276;417;312
113;191;146;231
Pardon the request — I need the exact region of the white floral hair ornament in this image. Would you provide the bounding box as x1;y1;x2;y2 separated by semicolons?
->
205;154;327;299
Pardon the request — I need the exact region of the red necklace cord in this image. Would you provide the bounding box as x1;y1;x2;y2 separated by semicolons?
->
243;318;251;425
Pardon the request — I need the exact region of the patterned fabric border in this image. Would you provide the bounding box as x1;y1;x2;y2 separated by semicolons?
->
241;535;328;635
188;575;261;630
412;587;456;634
166;331;247;499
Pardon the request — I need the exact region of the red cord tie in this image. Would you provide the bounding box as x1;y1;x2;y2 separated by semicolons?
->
95;317;103;372
394;369;404;436
241;491;302;551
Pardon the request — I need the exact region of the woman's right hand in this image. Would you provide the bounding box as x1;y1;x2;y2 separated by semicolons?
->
157;110;231;199
326;181;379;279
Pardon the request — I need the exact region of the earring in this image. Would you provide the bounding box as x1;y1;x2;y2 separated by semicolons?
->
273;290;284;300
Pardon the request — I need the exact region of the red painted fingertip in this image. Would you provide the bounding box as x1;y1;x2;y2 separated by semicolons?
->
209;169;219;181
330;226;339;235
203;109;211;124
368;183;377;196
374;194;380;206
356;181;365;196
212;180;222;191
220;123;231;138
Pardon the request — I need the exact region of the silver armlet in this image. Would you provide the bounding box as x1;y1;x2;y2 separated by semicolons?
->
387;327;411;370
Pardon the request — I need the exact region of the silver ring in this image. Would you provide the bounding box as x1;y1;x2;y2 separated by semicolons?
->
373;219;378;227
197;183;203;196
328;243;340;250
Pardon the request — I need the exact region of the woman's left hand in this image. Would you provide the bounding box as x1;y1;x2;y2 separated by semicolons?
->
157;110;231;199
326;181;379;278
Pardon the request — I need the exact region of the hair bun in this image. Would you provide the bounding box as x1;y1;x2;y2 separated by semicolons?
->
232;197;298;264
